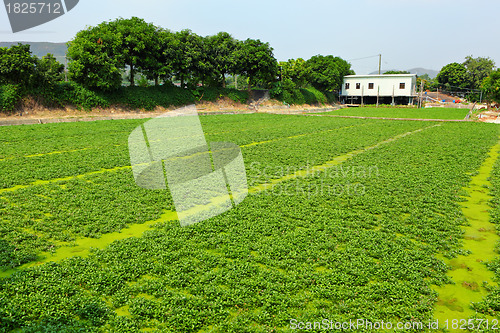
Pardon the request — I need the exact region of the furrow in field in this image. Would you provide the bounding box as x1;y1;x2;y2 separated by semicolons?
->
240;123;368;148
0;165;131;194
0;123;440;277
0;123;369;193
0;115;334;160
249;124;441;193
432;141;500;327
0;147;93;162
0;121;357;161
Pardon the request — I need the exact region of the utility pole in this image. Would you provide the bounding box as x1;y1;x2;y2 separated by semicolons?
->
64;55;68;82
419;80;424;108
376;86;380;107
378;54;381;75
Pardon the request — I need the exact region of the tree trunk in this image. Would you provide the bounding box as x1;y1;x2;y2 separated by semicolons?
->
181;77;185;88
221;72;226;88
154;76;159;86
247;76;252;96
129;65;135;87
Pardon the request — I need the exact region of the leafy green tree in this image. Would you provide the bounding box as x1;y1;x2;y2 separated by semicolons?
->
67;23;122;90
280;58;309;88
36;53;65;85
108;17;161;87
207;32;238;87
306;55;354;92
0;43;38;86
140;28;173;86
171;29;204;88
67;17;161;89
463;56;495;90
194;35;218;87
437;62;470;89
482;69;500;105
233;38;278;93
416;74;438;91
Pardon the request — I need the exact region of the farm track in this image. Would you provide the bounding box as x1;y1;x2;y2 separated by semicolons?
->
0;123;441;278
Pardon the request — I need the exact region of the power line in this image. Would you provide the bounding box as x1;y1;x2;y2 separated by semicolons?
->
419;78;482;92
347;54;380;62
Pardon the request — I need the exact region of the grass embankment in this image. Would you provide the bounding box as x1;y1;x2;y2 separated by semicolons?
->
1;82;335;114
0;83;251;113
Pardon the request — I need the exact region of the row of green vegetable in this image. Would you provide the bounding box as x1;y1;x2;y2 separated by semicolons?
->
0;116;498;332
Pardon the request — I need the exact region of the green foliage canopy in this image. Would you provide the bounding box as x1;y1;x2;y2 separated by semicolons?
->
206;32;239;88
0;43;38;87
67;17;161;90
463;56;495;90
482;69;500;104
437;62;470;89
279;58;309;88
36;53;65;85
233;38;278;92
109;17;162;87
383;70;410;74
306;55;354;92
67;23;122;91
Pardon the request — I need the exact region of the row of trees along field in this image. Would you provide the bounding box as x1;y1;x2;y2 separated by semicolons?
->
1;16;499;112
0;17;354;112
417;56;500;104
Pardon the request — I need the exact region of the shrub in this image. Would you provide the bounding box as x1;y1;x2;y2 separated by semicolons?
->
270;80;331;105
193;87;248;104
31;82;109;110
102;86;248;111
57;82;109;110
102;85;196;110
0;84;21;112
301;87;327;104
225;88;249;104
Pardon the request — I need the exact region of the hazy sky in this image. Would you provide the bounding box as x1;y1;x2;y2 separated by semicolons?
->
1;0;498;74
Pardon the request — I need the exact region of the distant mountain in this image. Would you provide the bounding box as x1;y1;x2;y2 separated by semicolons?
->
0;41;67;63
369;68;439;78
407;68;439;78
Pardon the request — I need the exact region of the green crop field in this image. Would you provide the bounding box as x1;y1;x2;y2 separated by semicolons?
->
316;107;471;120
1;114;500;332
